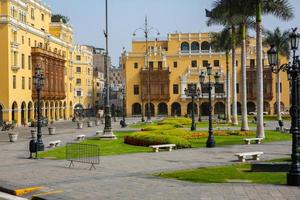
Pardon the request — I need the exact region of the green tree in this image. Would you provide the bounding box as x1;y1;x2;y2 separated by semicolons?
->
51;14;70;24
264;27;290;124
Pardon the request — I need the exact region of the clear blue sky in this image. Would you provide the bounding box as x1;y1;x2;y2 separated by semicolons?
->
44;0;300;66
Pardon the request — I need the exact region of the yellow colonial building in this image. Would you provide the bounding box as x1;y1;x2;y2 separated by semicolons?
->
122;32;290;118
0;0;95;125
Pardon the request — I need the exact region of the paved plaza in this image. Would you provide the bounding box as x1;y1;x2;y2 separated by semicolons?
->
0;118;299;199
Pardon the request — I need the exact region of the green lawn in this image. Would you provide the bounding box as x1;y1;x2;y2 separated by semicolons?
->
38;132;151;160
157;163;286;185
188;130;291;148
38;130;291;160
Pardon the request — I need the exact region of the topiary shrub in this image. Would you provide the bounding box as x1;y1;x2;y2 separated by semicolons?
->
141;124;175;131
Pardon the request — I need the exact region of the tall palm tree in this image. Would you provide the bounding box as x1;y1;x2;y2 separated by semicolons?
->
211;28;232;123
206;0;239;126
254;0;293;138
264;27;289;125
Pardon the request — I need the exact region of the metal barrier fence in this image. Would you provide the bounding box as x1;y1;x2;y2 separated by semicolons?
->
66;143;100;170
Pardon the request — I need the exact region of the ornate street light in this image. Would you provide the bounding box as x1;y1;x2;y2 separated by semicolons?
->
101;0;116;139
200;64;221;148
133;17;160;123
184;85;198;131
267;27;300;186
33;66;45;158
120;86;127;128
197;87;202;122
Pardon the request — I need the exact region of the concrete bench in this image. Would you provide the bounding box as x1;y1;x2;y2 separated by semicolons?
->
283;127;290;133
243;138;263;145
76;134;86;141
235;152;263;162
48;140;61;148
149;144;176;153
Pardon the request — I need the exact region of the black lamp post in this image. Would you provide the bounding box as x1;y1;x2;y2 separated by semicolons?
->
121;87;127;127
200;64;221;148
267;27;300;186
197;88;202;122
184;85;197;131
133;17;160;123
33;66;45;156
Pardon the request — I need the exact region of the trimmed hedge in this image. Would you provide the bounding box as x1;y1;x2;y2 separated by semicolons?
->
141;124;175;131
124;130;192;148
157;117;192;127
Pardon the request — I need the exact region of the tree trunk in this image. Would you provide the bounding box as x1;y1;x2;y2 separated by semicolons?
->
256;0;265;138
241;23;249;131
226;50;232;123
231;25;238;125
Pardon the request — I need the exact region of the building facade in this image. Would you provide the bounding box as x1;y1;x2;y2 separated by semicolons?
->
122;32;290;118
0;0;99;125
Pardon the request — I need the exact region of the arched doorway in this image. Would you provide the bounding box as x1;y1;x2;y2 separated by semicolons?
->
273;102;285;114
201;102;210;116
264;101;270;114
158;103;168;115
237;102;242;115
28;102;33;122
214;102;225;117
247;102;256;114
187;102;198;116
145;103;155;116
63;102;67;119
132;103;142;115
12;102;18;123
171;102;181;116
21;102;26;125
0;105;3;126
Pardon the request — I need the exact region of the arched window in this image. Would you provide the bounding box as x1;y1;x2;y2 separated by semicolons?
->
132;103;141;115
181;42;190;53
191;42;200;52
201;41;210;51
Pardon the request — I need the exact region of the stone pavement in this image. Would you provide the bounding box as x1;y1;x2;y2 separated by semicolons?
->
0;118;299;199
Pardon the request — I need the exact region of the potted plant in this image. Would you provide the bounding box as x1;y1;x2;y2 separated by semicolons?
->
2;121;18;142
87;119;94;127
77;120;83;129
48;120;56;135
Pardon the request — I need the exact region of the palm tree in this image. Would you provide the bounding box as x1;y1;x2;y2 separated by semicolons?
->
211;28;232;123
264;27;290;126
206;0;239;126
254;0;293;138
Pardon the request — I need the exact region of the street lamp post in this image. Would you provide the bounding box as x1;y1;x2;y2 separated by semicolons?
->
267;28;300;186
184;85;197;131
133;17;160;123
33;66;45;157
121;87;127;127
197;88;202;122
199;64;221;148
101;0;116;139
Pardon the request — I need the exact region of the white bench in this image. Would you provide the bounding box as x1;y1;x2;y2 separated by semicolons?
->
283;127;290;133
149;144;176;153
243;138;263;145
48;140;61;148
235;152;263;162
76;134;86;141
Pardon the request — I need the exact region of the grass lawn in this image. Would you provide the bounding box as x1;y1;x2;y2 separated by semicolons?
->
38;132;151;160
188;130;291;148
157;163;286;185
38;130;291;160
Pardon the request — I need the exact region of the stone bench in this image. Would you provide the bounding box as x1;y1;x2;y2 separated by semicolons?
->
76;134;86;141
243;138;263;145
48;140;61;148
283;127;290;133
235;152;263;162
149;144;176;153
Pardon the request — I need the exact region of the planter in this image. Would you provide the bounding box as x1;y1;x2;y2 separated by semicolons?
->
8;132;18;142
31;130;37;138
87;121;94;127
77;122;83;129
48;127;56;135
95;120;101;126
